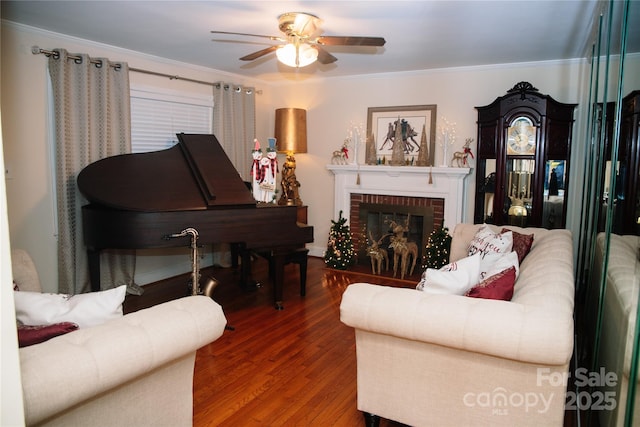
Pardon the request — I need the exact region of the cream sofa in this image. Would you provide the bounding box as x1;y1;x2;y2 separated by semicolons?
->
11;249;227;426
589;233;640;426
340;223;575;426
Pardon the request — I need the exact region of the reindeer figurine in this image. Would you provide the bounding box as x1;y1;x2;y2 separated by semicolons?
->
450;138;475;167
331;139;349;165
386;217;418;279
366;231;389;275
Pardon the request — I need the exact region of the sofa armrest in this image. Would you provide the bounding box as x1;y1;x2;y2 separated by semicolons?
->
19;295;226;425
10;249;42;292
340;283;573;366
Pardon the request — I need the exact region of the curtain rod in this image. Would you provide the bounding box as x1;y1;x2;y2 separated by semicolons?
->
31;46;261;94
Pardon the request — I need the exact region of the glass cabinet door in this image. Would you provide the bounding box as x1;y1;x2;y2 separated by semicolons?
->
505;158;535;227
543;159;566;229
476;159;496;223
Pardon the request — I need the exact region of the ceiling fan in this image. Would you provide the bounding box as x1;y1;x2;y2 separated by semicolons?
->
211;12;386;68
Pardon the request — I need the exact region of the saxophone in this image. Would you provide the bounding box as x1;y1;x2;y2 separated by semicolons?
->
166;227;218;297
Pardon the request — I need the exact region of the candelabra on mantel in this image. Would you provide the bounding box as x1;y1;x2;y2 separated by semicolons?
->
346;122;365;184
437;116;456;167
345;122;365;165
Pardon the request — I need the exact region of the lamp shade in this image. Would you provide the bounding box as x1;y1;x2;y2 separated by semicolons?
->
274;108;307;153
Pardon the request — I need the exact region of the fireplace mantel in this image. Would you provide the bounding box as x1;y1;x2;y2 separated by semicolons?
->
326;164;471;229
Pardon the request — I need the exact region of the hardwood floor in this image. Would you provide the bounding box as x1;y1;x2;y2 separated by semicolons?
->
194;256;412;426
125;255;410;426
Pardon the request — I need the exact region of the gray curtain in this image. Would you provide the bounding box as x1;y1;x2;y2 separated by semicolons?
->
211;83;256;267
48;49;135;294
212;83;256;181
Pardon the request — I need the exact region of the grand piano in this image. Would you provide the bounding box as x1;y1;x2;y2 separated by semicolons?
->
77;133;313;309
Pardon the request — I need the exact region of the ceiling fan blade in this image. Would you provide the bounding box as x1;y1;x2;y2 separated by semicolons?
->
239;46;278;61
315;36;386;47
314;45;338;64
211;30;282;42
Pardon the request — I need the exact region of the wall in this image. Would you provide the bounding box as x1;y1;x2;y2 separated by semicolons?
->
1;123;26;425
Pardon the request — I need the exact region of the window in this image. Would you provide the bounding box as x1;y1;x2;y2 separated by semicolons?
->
130;86;213;153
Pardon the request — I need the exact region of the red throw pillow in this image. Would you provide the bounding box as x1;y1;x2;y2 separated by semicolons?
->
465;267;516;301
502;228;534;263
17;322;79;348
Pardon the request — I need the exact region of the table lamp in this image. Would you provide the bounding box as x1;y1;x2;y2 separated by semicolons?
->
275;108;307;206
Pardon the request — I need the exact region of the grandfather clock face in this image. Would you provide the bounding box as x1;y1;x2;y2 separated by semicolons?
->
507;116;536;156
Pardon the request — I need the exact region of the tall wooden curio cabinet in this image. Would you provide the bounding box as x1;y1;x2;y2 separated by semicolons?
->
474;82;577;228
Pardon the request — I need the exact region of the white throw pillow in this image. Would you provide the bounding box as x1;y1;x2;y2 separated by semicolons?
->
468;225;513;259
479;251;520;281
417;253;481;295
14;285;126;329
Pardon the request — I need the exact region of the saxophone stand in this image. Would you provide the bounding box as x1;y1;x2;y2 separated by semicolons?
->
165;227;234;331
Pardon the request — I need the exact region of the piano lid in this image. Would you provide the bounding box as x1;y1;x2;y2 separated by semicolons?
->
77;133;256;212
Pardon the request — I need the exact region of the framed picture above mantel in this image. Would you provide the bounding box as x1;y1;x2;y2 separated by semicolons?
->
366;105;437;166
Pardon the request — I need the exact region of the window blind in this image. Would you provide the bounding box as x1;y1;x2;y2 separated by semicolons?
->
130;87;213;153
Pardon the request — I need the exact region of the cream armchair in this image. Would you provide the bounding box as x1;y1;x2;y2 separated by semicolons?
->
11;249;227;426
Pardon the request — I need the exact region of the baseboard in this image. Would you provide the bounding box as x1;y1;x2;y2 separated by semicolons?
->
308;244;325;258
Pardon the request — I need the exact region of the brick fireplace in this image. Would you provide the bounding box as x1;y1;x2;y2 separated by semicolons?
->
327;164;470;275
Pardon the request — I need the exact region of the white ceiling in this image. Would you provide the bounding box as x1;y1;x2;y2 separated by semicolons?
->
1;1;630;83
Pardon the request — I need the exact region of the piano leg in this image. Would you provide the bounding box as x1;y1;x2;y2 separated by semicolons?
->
256;247;309;309
240;249;258;291
271;249;287;310
232;244;286;309
87;249;101;292
230;243;261;291
230;242;241;271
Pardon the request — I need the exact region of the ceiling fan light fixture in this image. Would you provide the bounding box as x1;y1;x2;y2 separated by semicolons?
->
212;11;383;68
276;43;318;68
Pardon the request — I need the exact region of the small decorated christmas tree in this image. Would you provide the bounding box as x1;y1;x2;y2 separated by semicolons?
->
324;210;356;270
416;123;429;166
421;226;452;270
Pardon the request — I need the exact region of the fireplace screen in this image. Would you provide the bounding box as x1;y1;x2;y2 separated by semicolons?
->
357;203;435;271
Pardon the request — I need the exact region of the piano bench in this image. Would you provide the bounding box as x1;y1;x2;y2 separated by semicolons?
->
258;247;309;297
